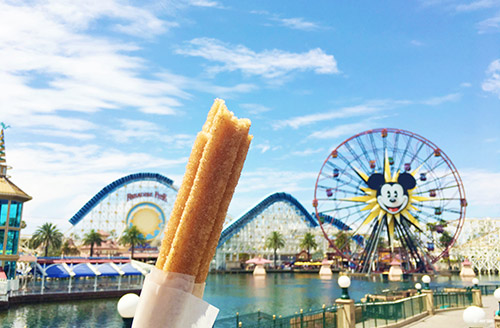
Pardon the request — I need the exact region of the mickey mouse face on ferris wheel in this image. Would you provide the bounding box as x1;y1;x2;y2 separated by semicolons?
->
367;173;416;215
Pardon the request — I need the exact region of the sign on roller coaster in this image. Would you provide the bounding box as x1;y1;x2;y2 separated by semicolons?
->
313;128;466;274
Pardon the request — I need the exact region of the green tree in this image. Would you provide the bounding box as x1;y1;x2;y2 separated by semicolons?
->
83;229;103;257
30;223;63;257
300;232;318;260
265;231;285;268
335;231;350;252
439;230;454;269
119;225;146;260
61;239;79;256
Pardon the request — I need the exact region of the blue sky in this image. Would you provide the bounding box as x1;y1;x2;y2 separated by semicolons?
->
1;0;499;233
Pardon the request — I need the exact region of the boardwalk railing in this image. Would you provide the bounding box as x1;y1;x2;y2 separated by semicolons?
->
214;305;340;328
355;294;426;328
433;290;473;310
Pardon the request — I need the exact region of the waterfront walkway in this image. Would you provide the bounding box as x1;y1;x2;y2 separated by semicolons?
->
406;295;497;328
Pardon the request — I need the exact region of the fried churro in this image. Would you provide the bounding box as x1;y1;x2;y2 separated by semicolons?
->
156;99;252;281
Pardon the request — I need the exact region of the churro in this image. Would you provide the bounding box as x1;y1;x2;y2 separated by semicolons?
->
157;99;252;280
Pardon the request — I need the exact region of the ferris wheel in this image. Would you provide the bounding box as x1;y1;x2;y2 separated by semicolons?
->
313;128;467;273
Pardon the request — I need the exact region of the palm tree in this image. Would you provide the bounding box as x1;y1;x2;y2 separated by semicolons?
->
265;231;285;268
119;225;146;260
439;230;454;269
335;231;350;252
83;229;103;257
30;223;63;257
61;239;79;256
300;232;318;260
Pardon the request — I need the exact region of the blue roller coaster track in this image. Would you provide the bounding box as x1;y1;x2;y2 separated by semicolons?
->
69;172;175;226
218;192;318;247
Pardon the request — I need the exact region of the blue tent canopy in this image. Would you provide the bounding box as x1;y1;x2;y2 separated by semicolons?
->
72;263;96;277
97;263;120;276
45;264;70;278
120;263;142;276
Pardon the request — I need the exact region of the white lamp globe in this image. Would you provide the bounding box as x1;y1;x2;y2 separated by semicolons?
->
472;278;479;285
117;293;140;319
422;275;431;284
494;288;500;301
338;275;351;288
462;306;485;325
415;283;422;290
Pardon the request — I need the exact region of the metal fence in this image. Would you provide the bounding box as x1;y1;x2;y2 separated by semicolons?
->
477;284;500;296
214;305;339;328
354;294;426;328
433;290;473;310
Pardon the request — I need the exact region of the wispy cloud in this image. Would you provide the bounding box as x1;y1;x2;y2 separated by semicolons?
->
455;0;500;11
251;10;322;31
420;93;461;105
254;141;281;154
291;148;325;157
240;103;272;115
274;17;321;31
410;40;425;46
107;118;195;147
308;121;371;140
477;14;500;33
460;82;472;87
187;0;223;8
482;59;500;97
273;101;398;130
175;38;339;79
157;72;257;98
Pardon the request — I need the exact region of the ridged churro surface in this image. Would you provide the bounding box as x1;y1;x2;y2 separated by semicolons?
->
157;99;251;281
195;133;252;283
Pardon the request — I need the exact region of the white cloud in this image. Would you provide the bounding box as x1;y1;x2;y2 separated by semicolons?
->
291;148;325;157
455;0;500;11
461;168;500;207
107;118;195;147
460;82;472;87
240;103;272;115
410;40;425;46
275;17;321;31
0;0;191;136
176;38;339;79
308;122;371;140
482;59;500;96
421;93;461;105
157;72;257;98
187;0;223;7
273;104;383;130
477;14;500;33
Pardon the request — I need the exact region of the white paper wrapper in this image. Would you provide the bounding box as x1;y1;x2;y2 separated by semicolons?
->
132;268;219;328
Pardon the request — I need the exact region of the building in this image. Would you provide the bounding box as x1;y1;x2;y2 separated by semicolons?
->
0;127;31;283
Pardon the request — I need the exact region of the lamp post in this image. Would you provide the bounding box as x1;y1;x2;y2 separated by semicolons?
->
338;275;351;300
415;283;422;295
494;288;500;316
463;306;485;328
472;278;479;289
422;275;431;290
117;293;139;328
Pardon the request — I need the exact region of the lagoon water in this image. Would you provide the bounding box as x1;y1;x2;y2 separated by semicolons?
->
1;273;497;328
